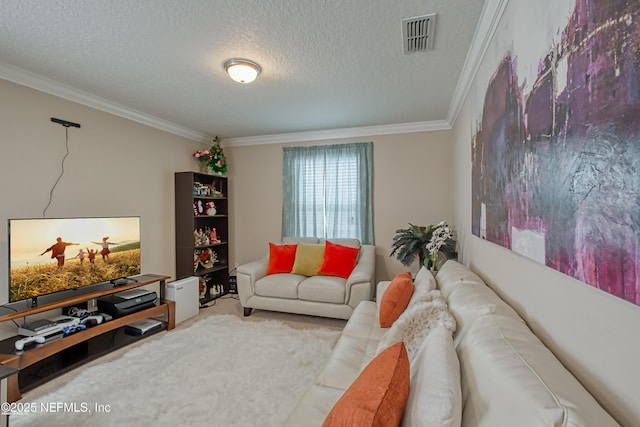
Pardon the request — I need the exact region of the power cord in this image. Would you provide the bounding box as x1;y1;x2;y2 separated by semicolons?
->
0;304;21;328
43;118;81;218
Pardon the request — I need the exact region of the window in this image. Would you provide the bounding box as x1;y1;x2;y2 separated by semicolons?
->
282;142;373;244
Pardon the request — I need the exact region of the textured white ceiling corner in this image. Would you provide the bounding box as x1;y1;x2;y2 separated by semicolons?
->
0;0;491;146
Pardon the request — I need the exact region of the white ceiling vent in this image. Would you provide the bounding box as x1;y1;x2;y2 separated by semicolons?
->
402;14;437;54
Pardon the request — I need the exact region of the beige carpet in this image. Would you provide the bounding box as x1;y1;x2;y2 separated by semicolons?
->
20;295;346;401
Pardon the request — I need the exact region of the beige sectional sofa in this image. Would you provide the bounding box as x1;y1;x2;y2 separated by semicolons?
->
237;237;375;320
285;260;620;426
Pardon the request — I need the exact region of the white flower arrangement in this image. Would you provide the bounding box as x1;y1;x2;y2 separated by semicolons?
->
425;221;454;269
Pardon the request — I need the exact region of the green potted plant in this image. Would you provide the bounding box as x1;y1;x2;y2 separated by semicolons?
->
390;223;434;268
390;222;457;269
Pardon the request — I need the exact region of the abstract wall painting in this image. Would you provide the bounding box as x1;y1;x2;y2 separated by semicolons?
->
471;0;640;306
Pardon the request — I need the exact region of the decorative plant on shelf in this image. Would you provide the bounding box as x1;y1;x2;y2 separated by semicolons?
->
426;221;456;271
390;221;457;270
193;136;228;175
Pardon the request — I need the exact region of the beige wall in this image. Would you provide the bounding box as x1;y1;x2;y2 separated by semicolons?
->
226;131;455;283
452;76;640;426
0;80;203;327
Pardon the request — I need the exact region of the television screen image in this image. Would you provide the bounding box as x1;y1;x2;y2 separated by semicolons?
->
8;217;141;303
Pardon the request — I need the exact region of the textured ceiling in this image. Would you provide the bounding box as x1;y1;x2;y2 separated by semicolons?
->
0;0;485;142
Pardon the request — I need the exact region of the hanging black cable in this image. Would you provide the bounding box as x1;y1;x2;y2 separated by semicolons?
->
43;117;81;218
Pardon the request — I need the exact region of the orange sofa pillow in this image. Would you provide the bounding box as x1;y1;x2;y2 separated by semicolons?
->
322;342;410;427
266;243;298;275
317;241;360;279
379;272;414;328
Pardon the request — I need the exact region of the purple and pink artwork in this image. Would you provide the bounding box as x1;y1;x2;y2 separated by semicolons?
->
472;0;640;306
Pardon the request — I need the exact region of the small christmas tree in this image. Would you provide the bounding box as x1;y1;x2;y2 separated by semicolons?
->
208;136;227;174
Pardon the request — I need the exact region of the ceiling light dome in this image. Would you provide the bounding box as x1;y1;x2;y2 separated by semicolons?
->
224;58;261;83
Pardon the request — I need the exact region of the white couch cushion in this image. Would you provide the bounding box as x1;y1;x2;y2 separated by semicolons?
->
402;325;461;427
458;313;619;427
436;261;524;346
254;274;304;299
298;275;346;304
315;334;379;390
409;267;437;306
283;384;344;427
341;300;387;342
282;236;320;244
320;238;361;248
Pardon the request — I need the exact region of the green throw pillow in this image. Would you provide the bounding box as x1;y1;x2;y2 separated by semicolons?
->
291;242;325;276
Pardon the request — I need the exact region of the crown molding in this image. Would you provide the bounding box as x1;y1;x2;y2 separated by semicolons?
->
446;0;509;126
4;11;503;151
0;61;209;143
223;120;452;147
1;60;451;147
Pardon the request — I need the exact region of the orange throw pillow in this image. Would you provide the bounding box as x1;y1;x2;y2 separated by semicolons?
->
322;342;410;427
317;241;360;279
379;272;414;328
266;243;297;275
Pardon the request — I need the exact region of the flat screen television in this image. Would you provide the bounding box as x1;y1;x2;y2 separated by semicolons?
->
8;217;141;304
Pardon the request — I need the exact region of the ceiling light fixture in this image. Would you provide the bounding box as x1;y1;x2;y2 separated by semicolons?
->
223;58;262;83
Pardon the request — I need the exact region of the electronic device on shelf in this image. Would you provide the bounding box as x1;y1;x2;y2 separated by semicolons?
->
18;319;59;337
80;314;104;326
18;315;77;337
7;216;141;307
125;318;163;336
46;315;80;326
15;335;46;351
97;289;157;317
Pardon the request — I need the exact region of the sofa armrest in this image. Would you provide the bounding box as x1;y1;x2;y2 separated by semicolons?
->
237;257;268;305
376;281;392;303
345;245;375;304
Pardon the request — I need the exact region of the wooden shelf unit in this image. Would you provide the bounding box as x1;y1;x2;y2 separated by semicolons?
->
175;172;230;305
0;274;174;402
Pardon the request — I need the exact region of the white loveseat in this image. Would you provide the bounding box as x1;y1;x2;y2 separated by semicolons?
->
285;260;620;426
237;237;376;320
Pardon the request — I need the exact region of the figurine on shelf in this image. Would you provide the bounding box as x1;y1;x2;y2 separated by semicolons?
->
194;182;210;196
194;248;213;271
193;200;205;216
198;277;207;299
209;284;223;298
210;181;223;197
206;201;217;216
211;228;219;243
